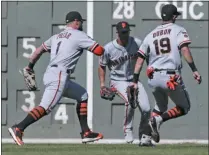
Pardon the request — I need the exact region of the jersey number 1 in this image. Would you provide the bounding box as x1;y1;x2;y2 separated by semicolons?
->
56;41;62;55
153;37;171;55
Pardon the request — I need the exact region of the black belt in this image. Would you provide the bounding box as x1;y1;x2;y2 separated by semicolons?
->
51;64;71;74
154;69;176;74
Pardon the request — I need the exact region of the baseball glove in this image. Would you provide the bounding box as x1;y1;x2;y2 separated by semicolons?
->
100;86;116;101
127;85;139;109
166;75;179;90
146;67;154;79
19;67;37;91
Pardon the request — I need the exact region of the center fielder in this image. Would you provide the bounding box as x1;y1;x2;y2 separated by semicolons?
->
8;11;104;146
132;4;202;143
98;21;153;146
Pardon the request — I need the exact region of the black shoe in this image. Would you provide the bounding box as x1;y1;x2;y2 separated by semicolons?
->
81;131;103;143
8;125;24;146
149;117;160;143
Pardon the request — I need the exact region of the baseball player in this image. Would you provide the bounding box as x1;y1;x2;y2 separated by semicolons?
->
98;21;153;146
8;11;104;146
132;4;202;143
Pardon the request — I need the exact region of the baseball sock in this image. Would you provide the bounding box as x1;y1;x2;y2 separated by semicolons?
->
76;101;90;133
139;111;152;138
161;106;184;122
16;106;46;131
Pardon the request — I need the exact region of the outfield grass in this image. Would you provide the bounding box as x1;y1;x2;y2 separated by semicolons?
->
2;144;208;155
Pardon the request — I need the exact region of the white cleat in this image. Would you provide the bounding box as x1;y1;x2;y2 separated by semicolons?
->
139;134;155;147
124;130;134;144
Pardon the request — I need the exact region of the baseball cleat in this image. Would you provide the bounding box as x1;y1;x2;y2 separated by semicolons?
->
149;116;161;143
81;131;103;143
8;125;24;146
124;130;134;144
139;141;155;147
139;134;155;147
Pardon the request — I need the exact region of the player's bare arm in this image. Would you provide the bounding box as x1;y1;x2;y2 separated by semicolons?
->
132;57;145;89
98;63;116;101
98;65;106;87
20;45;47;91
27;45;47;70
134;57;145;77
132;39;148;88
181;45;202;84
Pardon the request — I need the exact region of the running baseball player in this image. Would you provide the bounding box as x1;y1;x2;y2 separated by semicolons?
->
98;21;153;146
132;4;202;143
8;11;104;146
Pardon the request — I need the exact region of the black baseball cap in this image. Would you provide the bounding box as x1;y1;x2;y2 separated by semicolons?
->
116;21;131;33
66;11;86;23
161;4;181;21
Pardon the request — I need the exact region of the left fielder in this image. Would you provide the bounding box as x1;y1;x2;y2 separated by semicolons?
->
98;21;153;146
8;11;104;146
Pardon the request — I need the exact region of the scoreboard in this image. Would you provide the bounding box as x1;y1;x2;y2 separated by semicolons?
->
1;1;208;140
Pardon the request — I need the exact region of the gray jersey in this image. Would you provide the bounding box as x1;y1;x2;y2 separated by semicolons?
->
99;37;142;81
138;23;191;70
42;27;97;73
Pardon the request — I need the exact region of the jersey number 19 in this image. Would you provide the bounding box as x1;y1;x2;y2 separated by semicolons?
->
153;37;171;55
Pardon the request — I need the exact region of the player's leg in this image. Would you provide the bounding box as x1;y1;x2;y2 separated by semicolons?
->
149;73;190;143
111;80;134;143
8;70;67;146
151;88;168;118
149;87;168;143
159;80;191;123
63;80;89;132
136;82;153;146
63;80;103;143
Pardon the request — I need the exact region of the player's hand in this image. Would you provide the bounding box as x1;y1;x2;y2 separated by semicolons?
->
24;66;33;72
193;71;202;84
146;67;154;79
100;86;116;101
130;82;138;89
166;75;179;90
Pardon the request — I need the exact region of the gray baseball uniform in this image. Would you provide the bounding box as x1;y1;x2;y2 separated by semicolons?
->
138;23;191;114
40;27;98;113
99;36;150;136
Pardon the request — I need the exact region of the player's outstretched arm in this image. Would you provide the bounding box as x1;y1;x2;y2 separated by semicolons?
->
78;32;105;56
20;45;47;91
88;44;104;56
133;36;148;85
132;57;145;89
181;45;202;84
134;57;144;76
98;65;106;87
27;45;47;70
98;64;116;101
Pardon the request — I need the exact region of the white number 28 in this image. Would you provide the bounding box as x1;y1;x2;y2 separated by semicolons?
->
22;38;36;59
113;0;135;19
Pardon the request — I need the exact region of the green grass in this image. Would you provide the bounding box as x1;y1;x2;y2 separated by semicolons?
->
2;144;208;155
